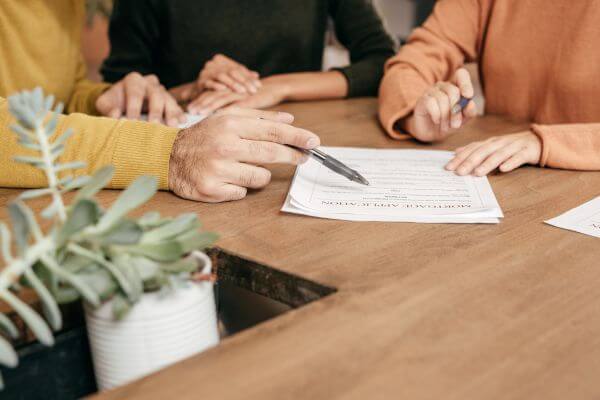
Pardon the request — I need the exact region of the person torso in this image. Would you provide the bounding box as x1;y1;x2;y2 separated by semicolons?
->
480;0;600;124
156;0;332;88
0;0;84;103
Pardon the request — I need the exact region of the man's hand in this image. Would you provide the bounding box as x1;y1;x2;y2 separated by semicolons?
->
168;107;320;202
402;68;477;142
96;72;185;127
445;131;542;176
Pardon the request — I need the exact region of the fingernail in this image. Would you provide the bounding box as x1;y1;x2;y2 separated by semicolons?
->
451;119;460;129
307;138;319;148
277;112;294;123
457;167;467;175
445;163;455;171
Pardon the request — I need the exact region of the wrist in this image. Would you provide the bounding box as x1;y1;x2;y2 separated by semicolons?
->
262;75;293;101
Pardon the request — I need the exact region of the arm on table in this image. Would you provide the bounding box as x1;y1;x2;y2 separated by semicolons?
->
378;0;487;139
533;123;600;170
0;97;178;189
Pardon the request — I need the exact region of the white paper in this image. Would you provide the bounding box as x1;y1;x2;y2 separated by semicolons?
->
132;113;206;128
545;196;600;238
282;147;503;224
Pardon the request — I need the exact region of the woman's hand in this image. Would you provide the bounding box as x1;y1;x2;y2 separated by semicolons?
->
187;77;291;115
403;68;477;142
445;131;542;176
197;54;261;94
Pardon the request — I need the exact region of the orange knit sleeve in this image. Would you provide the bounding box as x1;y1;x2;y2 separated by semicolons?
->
531;124;600;170
378;0;488;139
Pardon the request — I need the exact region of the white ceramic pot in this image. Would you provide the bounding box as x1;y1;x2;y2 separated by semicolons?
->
84;251;219;390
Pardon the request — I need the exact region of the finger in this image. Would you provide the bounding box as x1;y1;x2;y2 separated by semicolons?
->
445;142;482;171
236;140;307;165
454;139;506;176
201;92;246;113
187;91;221;114
165;95;186;127
216;72;245;93
215;107;294;124
230;69;257;94
462;101;477;120
432;88;451;133
499;151;528;173
416;93;441;125
437;82;462;129
204;80;229;91
473;142;522;176
146;85;166;124
222;163;272;189
200;183;247;203
96;85;124;118
454;68;474;99
124;74;146;120
235;118;320;149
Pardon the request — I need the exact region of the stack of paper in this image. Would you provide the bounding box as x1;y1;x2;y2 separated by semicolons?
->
282;147;503;223
545;196;600;238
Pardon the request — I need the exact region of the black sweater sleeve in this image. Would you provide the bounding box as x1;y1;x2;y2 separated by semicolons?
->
100;0;163;83
329;0;397;97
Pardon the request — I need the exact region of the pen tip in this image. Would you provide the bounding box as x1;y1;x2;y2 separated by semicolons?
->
355;175;370;186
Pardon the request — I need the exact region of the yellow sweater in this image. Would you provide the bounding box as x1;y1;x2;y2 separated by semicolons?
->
0;0;178;189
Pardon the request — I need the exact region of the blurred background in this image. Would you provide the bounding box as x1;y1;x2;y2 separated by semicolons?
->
82;0;436;81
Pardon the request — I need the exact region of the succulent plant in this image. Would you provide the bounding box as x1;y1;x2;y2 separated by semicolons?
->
0;88;217;389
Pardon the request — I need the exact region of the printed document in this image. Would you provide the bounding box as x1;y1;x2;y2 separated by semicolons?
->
545;196;600;238
282;147;503;223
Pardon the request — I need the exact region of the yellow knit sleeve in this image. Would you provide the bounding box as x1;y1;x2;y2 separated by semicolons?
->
66;54;112;115
0;97;178;190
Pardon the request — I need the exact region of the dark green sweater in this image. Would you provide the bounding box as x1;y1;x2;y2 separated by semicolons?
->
101;0;396;97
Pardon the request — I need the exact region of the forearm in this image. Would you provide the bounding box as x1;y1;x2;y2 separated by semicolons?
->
532;123;600;170
0;97;178;190
67;79;111;115
266;71;348;102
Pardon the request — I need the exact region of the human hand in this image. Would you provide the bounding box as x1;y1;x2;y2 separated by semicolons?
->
403;68;477;142
197;54;261;94
186;77;290;115
96;72;185;127
445;131;542;176
168;107;320;202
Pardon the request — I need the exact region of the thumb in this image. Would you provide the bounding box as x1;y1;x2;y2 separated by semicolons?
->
453;68;474;99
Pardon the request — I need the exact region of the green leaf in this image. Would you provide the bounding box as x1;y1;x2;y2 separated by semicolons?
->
137;211;161;227
40;201;58;220
96;175;157;231
124;241;185;262
0;289;54;346
112;254;142;302
23;269;62;331
0;314;18;339
0;336;18;368
0;223;13;263
51;128;73;149
40;254;100;307
129;256;160;281
13;155;43;166
78;268;118;301
112;294;131;320
67;244;134;301
8;202;30;252
178;231;218;253
141;213;199;243
160;258;198;274
45;110;62;137
9;123;35;141
74;165;114;201
44;94;55;112
54;161;86;172
18;188;53;200
97;219;142;245
61;175;90;192
57;199;100;245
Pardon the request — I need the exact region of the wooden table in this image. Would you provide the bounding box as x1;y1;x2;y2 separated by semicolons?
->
5;99;600;399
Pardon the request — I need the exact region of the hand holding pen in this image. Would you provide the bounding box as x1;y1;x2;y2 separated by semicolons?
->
399;67;477;142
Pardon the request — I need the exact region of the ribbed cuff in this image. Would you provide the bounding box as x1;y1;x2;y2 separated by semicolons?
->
110;120;179;190
530;124;549;167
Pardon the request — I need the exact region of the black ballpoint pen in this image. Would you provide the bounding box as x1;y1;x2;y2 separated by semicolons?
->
288;146;370;186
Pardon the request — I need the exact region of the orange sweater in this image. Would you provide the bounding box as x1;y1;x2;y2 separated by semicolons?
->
379;0;600;170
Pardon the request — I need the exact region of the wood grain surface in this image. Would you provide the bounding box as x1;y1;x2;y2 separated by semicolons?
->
2;98;599;400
